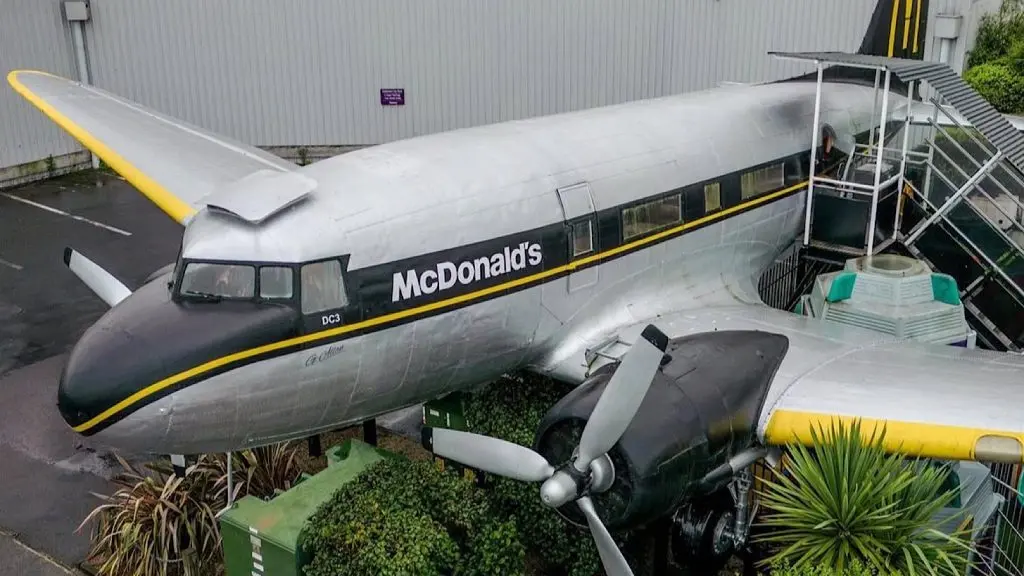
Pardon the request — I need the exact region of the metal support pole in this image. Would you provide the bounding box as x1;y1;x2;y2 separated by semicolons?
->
923;98;940;202
70;21;99;170
869;69;881;152
803;63;824;247
363;419;378;446
227;452;234;506
171;454;186;478
867;70;891;254
905;152;1003;245
894;81;915;235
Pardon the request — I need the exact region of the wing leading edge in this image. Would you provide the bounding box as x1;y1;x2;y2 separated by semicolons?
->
608;305;1024;464
7;70;297;225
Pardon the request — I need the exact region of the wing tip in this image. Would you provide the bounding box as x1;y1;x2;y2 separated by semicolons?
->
6;69;60;89
63;246;73;267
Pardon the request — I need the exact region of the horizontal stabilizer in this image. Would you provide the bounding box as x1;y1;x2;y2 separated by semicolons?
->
64;248;132;307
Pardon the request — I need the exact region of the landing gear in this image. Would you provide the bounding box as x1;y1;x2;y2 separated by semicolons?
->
670;469;756;574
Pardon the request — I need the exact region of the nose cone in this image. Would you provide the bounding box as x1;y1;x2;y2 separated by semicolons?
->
58;275;298;437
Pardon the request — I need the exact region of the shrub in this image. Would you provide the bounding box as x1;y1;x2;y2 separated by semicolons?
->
769;557;899;576
755;420;970;575
463;373;605;576
209;441;303;502
963;63;1024;114
302;456;525;576
79;454;223;576
82;443;305;576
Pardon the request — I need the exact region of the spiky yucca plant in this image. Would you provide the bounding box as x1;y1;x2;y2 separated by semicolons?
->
79;454;223;576
756;419;971;575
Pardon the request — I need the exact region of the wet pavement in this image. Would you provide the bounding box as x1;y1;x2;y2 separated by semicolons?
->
0;170;180;571
0;169;422;572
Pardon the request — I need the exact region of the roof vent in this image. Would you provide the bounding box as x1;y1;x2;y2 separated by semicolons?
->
799;254;974;346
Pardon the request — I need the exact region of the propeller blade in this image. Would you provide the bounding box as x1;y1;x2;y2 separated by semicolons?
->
63;247;132;307
575;324;669;470
422;427;555;483
578;496;634;576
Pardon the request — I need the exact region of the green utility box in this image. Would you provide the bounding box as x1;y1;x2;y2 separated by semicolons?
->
219;439;391;576
423;391;486;485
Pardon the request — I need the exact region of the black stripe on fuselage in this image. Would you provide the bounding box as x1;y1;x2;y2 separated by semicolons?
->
79;140;854;435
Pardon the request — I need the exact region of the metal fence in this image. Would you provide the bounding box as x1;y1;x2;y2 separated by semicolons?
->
983;463;1024;575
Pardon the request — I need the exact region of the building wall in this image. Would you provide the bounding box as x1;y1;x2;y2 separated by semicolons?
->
82;0;880;148
0;0;995;180
0;1;85;181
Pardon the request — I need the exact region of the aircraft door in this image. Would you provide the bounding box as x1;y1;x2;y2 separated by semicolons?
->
556;182;599;292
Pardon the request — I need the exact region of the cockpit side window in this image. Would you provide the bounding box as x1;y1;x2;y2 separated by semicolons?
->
180;262;256;298
301;259;348;314
260;266;294;299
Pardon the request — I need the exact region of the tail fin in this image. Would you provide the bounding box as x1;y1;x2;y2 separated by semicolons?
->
778;0;929;89
858;0;929;59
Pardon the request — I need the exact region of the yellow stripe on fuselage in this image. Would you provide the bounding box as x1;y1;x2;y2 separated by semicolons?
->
766;410;1024;463
6;70;197;224
71;179;810;433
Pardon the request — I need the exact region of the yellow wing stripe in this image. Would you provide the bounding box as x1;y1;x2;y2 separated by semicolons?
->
6;70;197;224
766;409;1024;463
70;179;810;433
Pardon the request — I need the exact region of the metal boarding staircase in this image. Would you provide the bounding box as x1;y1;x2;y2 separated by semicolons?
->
768;52;1024;353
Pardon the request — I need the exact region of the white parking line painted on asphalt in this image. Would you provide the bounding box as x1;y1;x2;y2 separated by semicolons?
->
0;258;22;271
1;193;132;237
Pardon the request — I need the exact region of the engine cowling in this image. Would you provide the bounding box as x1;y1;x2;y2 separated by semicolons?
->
532;330;788;531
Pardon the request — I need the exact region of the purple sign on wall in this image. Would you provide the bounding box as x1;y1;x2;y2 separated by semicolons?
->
380;88;405;106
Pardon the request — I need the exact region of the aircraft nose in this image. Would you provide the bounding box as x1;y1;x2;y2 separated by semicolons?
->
58;325;147;430
57;276;299;437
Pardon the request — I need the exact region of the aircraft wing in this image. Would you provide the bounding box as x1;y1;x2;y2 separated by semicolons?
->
901;98;1024;133
6;70;297;224
605;305;1024;464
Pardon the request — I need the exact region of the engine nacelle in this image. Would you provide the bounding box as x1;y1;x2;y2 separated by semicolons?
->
533;330;788;531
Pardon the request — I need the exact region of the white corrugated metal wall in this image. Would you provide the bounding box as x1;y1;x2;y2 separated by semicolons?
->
82;0;880;147
0;1;84;176
2;0;980;179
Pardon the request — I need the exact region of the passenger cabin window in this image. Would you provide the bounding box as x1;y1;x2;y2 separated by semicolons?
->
180;262;255;299
622;193;681;241
301;259;348;314
740;162;785;200
704;182;722;212
572;220;593;256
260;267;294;299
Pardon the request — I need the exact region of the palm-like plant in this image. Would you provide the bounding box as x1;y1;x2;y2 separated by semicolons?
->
80;442;303;576
79;454;223;576
209;441;303;502
756;419;972;575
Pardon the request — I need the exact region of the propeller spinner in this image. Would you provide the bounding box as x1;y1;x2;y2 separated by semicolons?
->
422;324;670;576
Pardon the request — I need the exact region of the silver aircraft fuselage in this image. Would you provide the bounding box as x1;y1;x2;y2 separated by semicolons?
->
58;79;887;455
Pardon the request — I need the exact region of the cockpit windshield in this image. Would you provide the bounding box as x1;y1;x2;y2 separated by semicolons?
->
180;262;256;299
176;261;298;302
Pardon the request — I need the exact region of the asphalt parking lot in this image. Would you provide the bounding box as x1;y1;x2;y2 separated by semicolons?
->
0;168;421;573
0;170;181;572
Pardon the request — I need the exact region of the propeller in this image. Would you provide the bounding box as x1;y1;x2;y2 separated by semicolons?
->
422;324;670;576
63;247;132;307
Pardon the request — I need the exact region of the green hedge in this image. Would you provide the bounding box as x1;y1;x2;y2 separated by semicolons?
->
462;373;607;576
964;2;1024;114
302;456;525;576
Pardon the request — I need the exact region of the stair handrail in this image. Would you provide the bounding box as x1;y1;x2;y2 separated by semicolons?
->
927;138;1024;246
924;156;1024;263
904;180;1024;307
928;118;1024;211
928;96;1024;193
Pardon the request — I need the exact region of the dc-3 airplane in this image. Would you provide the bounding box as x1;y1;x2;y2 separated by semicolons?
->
9;3;1024;573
